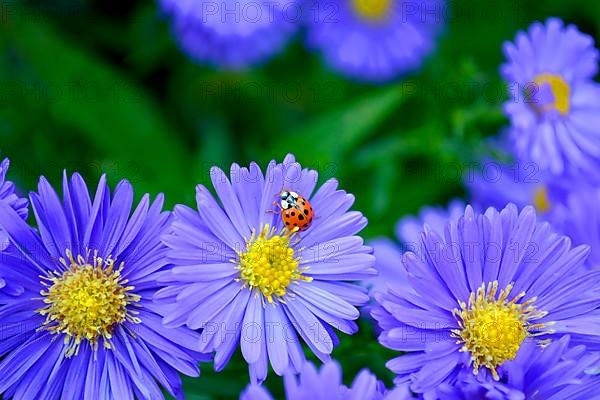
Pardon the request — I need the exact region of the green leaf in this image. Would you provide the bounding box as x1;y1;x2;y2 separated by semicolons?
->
283;84;408;164
0;7;193;204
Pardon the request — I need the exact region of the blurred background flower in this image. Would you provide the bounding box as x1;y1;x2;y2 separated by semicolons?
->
502;18;600;179
240;360;413;400
305;0;445;82
159;0;300;69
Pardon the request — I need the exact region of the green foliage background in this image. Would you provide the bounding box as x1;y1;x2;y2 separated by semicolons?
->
1;0;599;398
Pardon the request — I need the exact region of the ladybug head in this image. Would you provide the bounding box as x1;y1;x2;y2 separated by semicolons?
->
280;191;299;201
279;190;299;210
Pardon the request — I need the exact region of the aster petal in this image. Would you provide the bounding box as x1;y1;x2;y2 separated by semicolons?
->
0;334;51;393
211;166;252;239
196;184;244;250
258;164;284;228
264;304;290;375
9;337;64;400
186;281;243;329
34;176;73;259
231;162;264;230
241;385;274;400
99;180;135;257
61;346;91;400
241;292;266;364
300;211;367;249
284;300;333;356
291;283;359;320
0;201;52;272
213;291;252;369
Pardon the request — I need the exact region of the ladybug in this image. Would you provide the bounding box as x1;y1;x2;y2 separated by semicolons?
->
277;190;314;231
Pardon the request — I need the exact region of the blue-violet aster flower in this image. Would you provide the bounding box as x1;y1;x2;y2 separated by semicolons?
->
548;186;600;268
502;18;600;178
305;0;444;82
395;199;466;251
372;204;600;395
0;158;28;244
0;173;209;400
0;158;29;300
366;199;465;295
465;160;561;216
240;360;412;400
160;0;299;69
157;154;376;381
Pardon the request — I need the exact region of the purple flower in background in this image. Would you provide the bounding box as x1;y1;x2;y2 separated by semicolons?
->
0;174;208;399
157;154;375;381
160;0;299;69
372;204;600;395
366;199;465;295
436;336;600;400
395;198;465;249
502;18;600;178
305;0;444;82
0;158;28;300
549;186;600;268
466;160;562;216
0;158;28;244
366;238;409;296
240;360;412;400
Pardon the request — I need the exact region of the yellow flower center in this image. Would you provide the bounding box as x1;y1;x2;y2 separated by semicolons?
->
533;186;551;213
352;0;391;21
237;226;311;303
533;74;570;115
38;250;141;357
452;281;550;380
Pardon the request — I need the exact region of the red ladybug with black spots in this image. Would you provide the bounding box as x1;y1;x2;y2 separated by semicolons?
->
277;190;314;231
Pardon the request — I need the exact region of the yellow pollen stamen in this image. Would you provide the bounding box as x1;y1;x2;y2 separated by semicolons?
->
533;186;551;213
451;281;550;380
352;0;391;21
37;249;141;358
532;73;571;115
236;225;311;304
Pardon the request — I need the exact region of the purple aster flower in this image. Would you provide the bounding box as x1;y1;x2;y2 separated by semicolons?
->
160;0;299;69
465;160;562;216
372;204;600;395
396;199;465;250
435;336;600;400
305;0;444;82
548;186;600;268
502;18;600;178
157;154;375;381
0;158;28;244
0;173;209;399
366;199;465;295
0;158;29;300
240;360;412;400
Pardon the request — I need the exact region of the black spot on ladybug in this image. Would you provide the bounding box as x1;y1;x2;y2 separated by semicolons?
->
293;223;298;226
291;211;296;216
302;201;306;205
298;214;304;221
285;222;290;226
303;209;309;215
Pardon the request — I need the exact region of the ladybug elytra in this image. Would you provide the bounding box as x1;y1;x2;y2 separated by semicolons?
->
277;190;314;231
